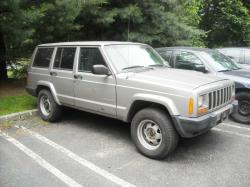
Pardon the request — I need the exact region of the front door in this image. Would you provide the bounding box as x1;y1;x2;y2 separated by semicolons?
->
74;47;116;116
50;47;76;106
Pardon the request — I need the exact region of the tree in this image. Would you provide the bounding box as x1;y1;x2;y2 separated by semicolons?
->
75;0;205;47
0;0;215;80
200;0;250;47
0;0;40;80
31;0;82;44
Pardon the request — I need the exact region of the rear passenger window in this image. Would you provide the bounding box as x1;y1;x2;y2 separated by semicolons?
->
33;48;54;68
78;48;106;72
54;47;76;70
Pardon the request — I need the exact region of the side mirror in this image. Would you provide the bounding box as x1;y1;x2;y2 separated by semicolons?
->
92;65;111;75
195;65;207;73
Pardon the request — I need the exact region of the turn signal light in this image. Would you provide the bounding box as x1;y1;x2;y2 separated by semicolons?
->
189;97;194;115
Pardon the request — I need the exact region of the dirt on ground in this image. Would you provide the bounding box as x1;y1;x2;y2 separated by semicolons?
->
0;79;26;97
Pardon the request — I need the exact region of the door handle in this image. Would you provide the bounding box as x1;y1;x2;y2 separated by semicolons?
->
50;71;57;76
74;74;82;79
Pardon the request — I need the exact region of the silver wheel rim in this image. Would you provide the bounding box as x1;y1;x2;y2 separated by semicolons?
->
137;119;162;150
40;95;51;116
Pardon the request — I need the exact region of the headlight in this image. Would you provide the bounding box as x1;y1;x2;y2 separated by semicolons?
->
198;94;209;115
198;94;209;108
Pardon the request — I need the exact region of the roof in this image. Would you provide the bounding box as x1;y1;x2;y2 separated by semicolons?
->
156;46;213;52
38;41;143;47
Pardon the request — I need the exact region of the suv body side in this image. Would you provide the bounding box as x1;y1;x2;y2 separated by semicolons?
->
27;43;236;137
27;42;238;159
27;44;187;122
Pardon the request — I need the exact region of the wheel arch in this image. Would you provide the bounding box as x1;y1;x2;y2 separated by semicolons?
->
36;81;61;105
126;94;179;122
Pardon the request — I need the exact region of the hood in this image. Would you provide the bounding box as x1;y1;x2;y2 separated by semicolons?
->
125;68;227;90
218;69;250;87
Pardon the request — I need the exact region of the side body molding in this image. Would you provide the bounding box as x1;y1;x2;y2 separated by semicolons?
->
125;93;179;121
37;80;62;105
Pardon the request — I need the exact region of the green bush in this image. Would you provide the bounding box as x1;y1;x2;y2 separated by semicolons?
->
8;59;30;79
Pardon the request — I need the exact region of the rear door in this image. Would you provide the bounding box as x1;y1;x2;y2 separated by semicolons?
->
50;47;76;106
74;46;116;116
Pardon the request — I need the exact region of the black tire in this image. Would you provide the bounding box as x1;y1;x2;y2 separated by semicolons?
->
231;92;250;124
38;89;62;122
131;107;179;159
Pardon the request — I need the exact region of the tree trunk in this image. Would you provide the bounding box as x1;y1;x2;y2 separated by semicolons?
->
0;27;7;80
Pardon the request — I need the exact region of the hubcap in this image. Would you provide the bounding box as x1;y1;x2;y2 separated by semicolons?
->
239;100;250;116
40;95;51;116
137;119;162;150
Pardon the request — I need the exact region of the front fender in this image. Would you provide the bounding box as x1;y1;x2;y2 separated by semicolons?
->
37;81;61;105
125;93;179;121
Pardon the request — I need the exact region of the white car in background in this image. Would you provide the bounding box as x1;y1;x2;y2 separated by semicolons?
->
217;47;250;70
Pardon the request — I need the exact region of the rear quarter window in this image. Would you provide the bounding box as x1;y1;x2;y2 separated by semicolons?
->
32;48;54;68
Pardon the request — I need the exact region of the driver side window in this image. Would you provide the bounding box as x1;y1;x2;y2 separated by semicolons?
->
79;47;106;72
175;51;204;71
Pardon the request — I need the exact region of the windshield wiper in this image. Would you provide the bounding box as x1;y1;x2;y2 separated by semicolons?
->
122;65;145;70
218;69;232;72
148;64;166;67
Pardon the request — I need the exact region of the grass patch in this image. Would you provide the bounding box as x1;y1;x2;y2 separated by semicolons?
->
0;94;36;116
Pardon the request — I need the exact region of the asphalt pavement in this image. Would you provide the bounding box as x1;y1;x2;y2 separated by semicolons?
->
1;109;250;187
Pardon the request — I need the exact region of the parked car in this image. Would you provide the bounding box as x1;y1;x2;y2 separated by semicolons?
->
156;47;249;124
217;47;250;69
26;42;237;159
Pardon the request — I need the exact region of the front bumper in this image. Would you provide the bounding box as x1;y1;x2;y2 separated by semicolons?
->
172;100;238;138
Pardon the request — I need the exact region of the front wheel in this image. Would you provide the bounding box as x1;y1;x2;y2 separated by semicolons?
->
131;108;179;159
231;92;250;124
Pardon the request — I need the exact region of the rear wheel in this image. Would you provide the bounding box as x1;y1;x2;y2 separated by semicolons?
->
231;92;250;124
131;108;179;159
38;89;62;122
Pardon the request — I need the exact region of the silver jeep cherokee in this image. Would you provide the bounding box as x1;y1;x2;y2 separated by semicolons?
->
26;42;238;159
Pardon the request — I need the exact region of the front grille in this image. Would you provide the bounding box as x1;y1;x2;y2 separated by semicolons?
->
208;86;233;111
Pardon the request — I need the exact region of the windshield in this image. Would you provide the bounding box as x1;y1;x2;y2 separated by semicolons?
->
200;50;240;72
104;44;169;72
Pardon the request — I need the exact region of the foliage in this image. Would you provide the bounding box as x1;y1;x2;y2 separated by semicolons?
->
73;0;205;47
9;59;30;79
0;0;250;80
200;0;250;47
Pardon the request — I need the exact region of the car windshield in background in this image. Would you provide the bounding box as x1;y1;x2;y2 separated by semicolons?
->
104;44;168;72
200;51;241;72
